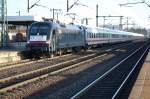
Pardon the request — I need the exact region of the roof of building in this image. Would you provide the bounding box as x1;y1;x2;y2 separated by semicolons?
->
0;16;36;25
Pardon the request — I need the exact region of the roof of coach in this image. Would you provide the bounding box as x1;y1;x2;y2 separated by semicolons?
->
128;32;144;37
67;24;144;37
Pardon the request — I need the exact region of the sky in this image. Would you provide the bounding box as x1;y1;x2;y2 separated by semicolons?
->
7;0;150;29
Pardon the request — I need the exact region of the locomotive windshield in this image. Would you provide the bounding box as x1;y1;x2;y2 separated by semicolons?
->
28;22;51;42
29;23;50;35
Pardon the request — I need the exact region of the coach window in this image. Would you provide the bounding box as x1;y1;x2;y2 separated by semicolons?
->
94;33;96;38
104;34;107;38
91;33;93;38
93;33;95;38
88;32;90;38
103;34;105;38
88;33;90;38
99;33;101;38
107;34;109;38
90;33;91;38
97;33;99;38
89;33;91;38
96;33;98;38
98;32;100;38
92;33;94;38
122;35;126;38
93;33;94;38
112;34;116;38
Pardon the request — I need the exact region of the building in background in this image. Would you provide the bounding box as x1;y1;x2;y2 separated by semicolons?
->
0;15;35;49
4;16;35;49
6;16;35;42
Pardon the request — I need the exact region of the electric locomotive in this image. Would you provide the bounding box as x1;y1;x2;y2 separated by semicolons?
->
26;21;85;58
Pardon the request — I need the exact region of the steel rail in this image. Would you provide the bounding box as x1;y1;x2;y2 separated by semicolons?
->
112;43;150;99
0;53;108;93
70;42;147;99
0;54;95;84
0;54;71;71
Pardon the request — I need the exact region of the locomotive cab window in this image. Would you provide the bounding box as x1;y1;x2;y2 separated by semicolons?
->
30;23;50;35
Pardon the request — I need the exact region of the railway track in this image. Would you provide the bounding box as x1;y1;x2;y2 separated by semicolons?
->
0;53;84;79
70;40;150;99
28;41;145;99
0;52;104;88
0;52;112;98
0;42;131;79
0;59;31;68
0;41;143;99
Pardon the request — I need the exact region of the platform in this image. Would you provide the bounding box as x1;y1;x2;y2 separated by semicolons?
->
129;51;150;99
0;49;22;64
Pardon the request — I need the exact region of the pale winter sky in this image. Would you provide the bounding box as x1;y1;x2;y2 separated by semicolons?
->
7;0;150;28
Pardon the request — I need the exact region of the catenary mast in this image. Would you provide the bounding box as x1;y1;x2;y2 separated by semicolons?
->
0;0;8;47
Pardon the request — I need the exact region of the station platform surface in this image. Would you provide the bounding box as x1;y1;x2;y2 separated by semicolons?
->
0;48;22;64
129;51;150;99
